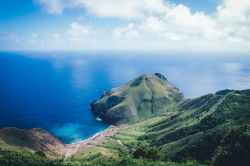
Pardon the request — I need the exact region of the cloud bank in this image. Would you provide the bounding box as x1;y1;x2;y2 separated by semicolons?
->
4;0;250;51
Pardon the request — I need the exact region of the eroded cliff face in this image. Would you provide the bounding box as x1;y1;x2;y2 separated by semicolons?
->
91;73;183;124
0;127;66;158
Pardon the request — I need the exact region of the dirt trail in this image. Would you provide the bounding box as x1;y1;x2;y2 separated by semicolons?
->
64;143;80;160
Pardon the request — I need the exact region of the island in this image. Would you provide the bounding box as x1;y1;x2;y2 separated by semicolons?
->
0;73;249;166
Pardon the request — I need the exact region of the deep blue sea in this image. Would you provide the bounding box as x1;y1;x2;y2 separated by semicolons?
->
0;51;250;143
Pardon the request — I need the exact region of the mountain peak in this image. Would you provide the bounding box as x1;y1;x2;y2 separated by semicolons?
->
91;73;183;124
135;73;167;81
154;73;167;80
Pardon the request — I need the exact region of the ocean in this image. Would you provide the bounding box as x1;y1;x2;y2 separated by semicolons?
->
0;51;250;143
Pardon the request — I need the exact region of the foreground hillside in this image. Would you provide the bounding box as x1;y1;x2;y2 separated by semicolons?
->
0;128;66;159
0;74;249;166
136;89;250;164
71;88;249;165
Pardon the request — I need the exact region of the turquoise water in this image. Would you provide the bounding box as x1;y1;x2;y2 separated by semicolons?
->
0;51;250;143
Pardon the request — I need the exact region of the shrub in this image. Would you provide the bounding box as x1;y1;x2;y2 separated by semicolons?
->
133;147;160;161
212;124;250;166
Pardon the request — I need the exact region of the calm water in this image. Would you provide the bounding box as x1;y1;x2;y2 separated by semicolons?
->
0;51;250;143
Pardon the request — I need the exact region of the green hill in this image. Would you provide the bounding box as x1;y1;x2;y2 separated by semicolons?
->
141;89;250;163
99;89;249;165
0;74;249;166
87;74;250;165
91;73;183;124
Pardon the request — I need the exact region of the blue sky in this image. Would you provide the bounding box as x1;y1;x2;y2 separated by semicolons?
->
0;0;249;52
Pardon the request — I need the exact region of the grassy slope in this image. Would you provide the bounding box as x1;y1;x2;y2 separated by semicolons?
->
91;74;183;124
0;89;249;165
0;149;66;166
0;128;65;159
156;90;250;163
73;90;250;165
70;104;187;164
128;90;249;163
0;128;36;152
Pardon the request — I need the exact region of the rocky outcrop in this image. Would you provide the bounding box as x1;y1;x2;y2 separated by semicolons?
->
91;73;183;124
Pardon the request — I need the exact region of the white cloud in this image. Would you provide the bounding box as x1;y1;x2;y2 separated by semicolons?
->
217;0;250;24
113;4;222;44
163;5;221;40
35;0;167;18
29;32;40;44
217;0;250;41
163;32;186;41
68;22;90;42
51;33;62;45
137;4;223;42
52;33;60;42
16;0;250;51
111;0;250;51
0;33;20;43
35;0;64;15
142;16;163;32
74;0;166;18
113;23;139;40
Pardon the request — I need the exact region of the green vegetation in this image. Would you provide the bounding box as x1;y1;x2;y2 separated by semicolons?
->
86;157;202;166
0;74;250;166
0;127;65;159
84;89;250;165
133;147;160;161
142;90;250;164
91;73;183;124
0;148;202;166
0;149;65;166
212;124;250;166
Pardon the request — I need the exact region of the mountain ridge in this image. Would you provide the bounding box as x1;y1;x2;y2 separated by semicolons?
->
91;73;183;124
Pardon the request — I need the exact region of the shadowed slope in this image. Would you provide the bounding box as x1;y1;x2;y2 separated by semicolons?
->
140;89;250;163
0;127;66;159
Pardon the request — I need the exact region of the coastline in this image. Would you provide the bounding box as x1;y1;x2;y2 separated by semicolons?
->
68;125;115;145
63;125;126;160
0;124;126;160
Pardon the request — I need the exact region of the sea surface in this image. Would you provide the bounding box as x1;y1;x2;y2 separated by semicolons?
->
0;51;250;143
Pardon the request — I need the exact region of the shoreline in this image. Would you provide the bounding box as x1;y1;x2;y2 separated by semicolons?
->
0;124;127;160
67;125;116;146
63;125;126;160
